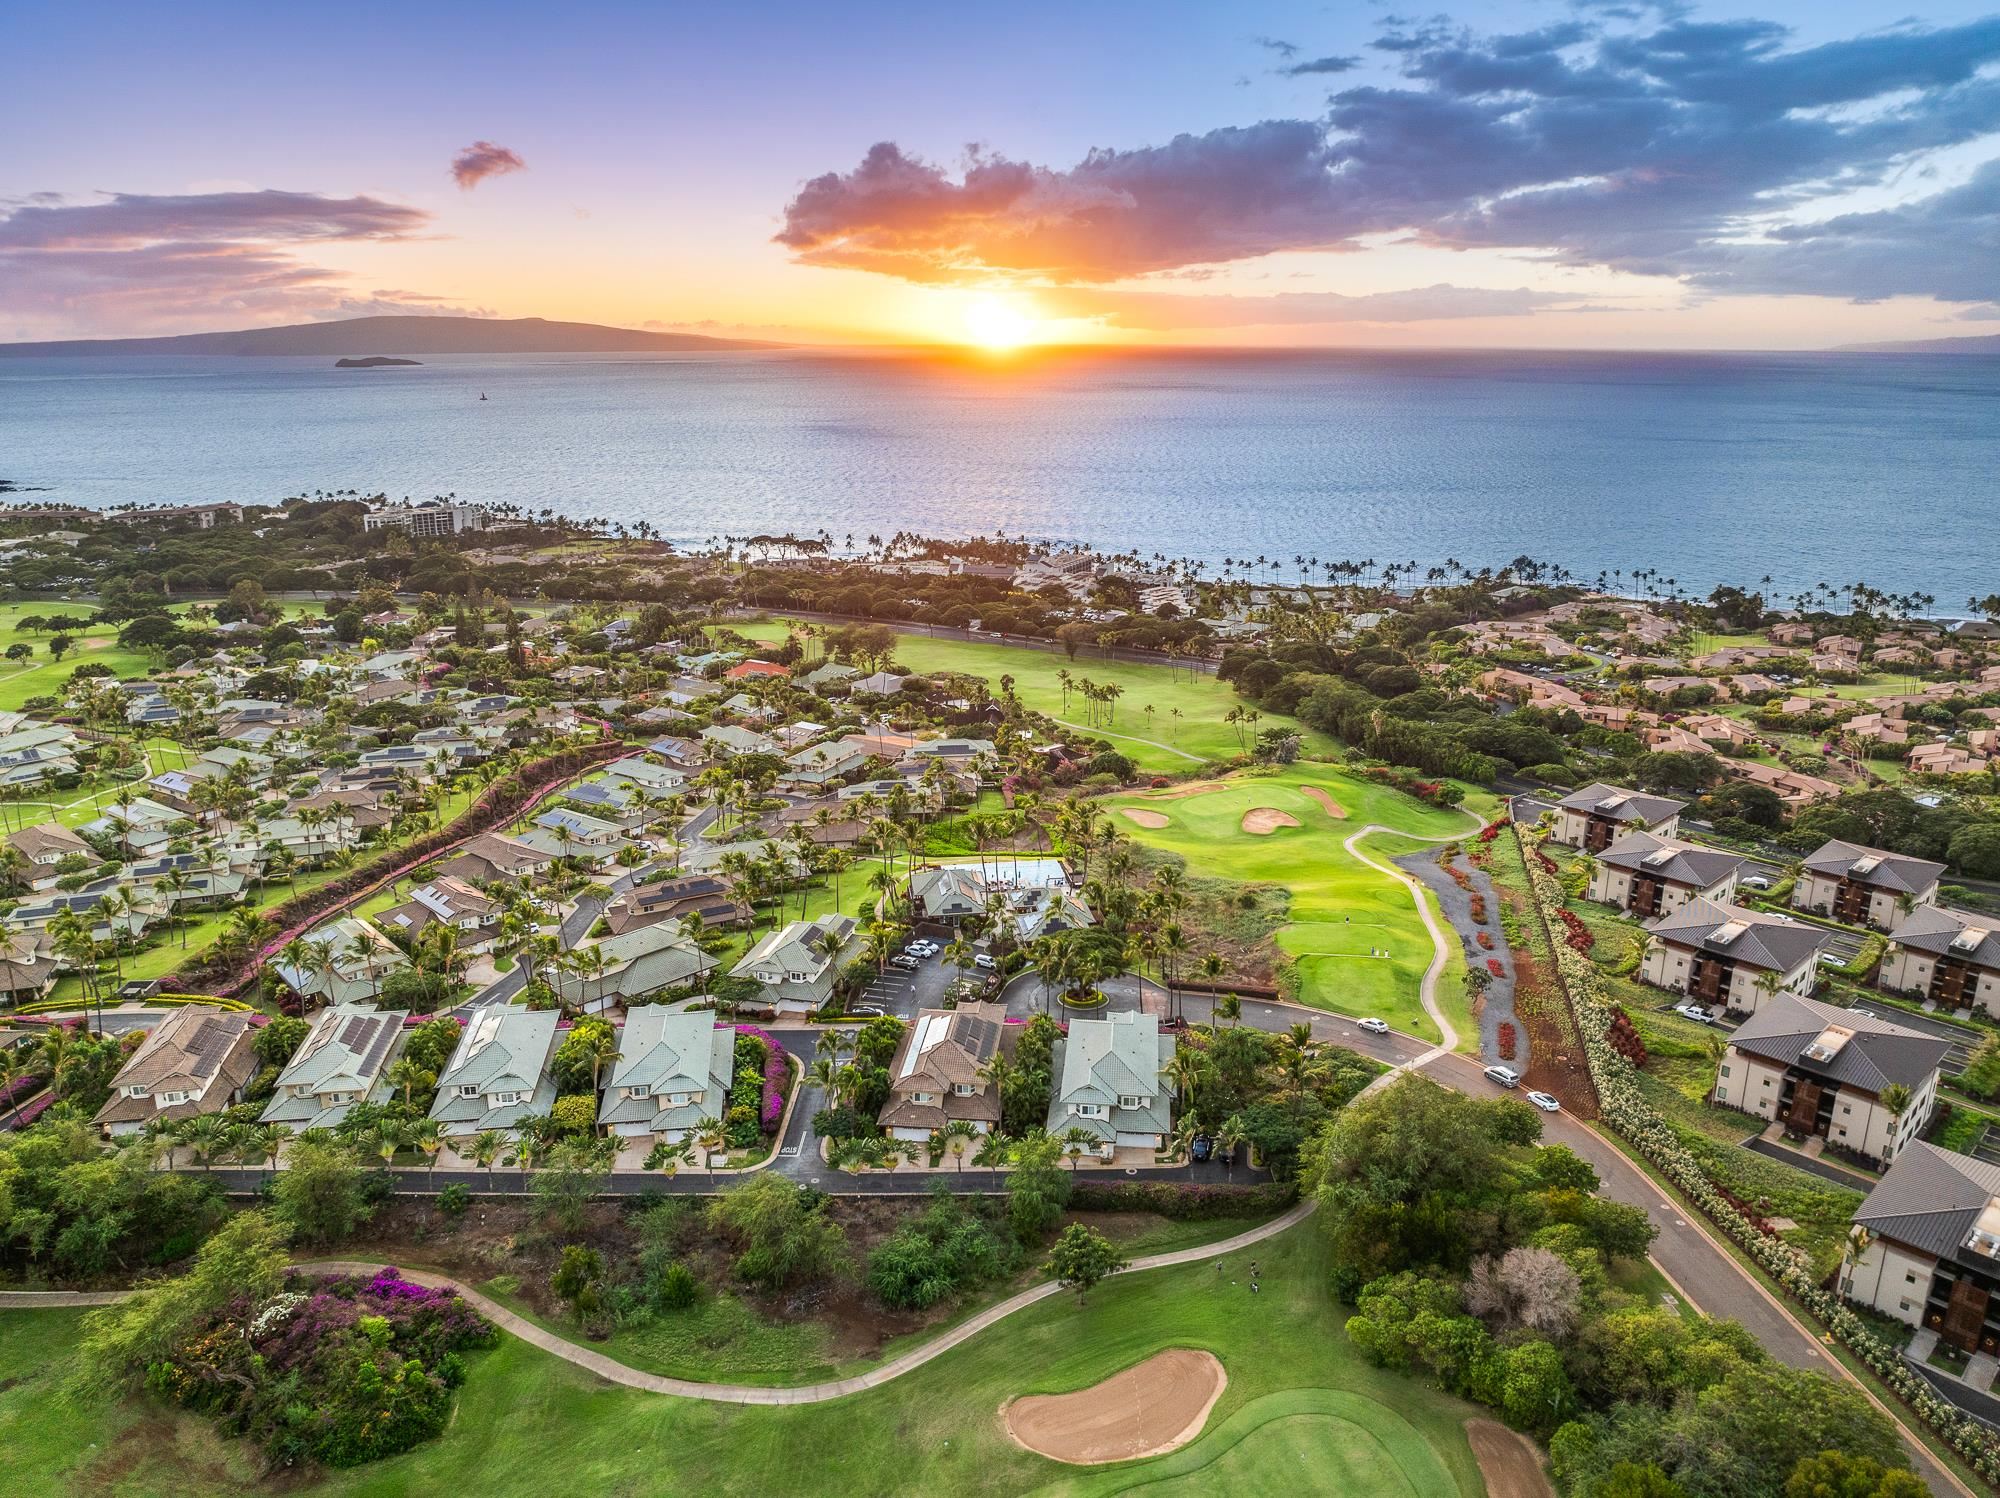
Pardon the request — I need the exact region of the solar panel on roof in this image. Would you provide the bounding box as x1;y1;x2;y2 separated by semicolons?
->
182;1016;237;1079
356;1017;399;1076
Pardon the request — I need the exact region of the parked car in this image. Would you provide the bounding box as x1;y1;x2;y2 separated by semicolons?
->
972;953;997;970
1189;1134;1214;1163
1818;951;1847;968
847;1003;888;1018
1483;1064;1521;1089
1741;874;1772;891
1526;1091;1561;1114
888;955;919;971
1672;1003;1716;1024
1357;1017;1390;1035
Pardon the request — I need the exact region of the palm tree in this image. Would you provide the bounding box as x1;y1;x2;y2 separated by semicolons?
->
1165;1049;1207;1113
246;1123;293;1168
1218;1114;1249;1169
471;1129;504;1182
582;1023;622;1094
1059;1125;1097;1172
694;1115;727;1168
412;1118;446;1177
179;1113;228;1168
373;1119;410;1169
386;1057;431;1107
1215;993;1243;1030
941;1118;979;1172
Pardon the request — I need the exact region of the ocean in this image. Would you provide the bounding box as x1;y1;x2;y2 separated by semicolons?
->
1;346;1994;603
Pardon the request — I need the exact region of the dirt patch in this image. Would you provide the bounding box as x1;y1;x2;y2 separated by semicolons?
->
1145;780;1228;801
1120;808;1170;829
1241;808;1301;835
1466;1419;1555;1498
1301;786;1347;819
1004;1348;1227;1465
83;636;113;649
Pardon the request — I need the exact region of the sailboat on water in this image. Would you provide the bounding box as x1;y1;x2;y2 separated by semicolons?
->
479;392;488;401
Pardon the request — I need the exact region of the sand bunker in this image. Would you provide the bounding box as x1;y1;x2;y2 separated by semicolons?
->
1120;808;1170;829
1004;1349;1226;1465
1466;1419;1556;1498
1241;808;1301;835
1302;786;1348;819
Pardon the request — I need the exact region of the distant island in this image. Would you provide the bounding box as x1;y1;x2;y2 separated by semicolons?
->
0;314;778;358
334;356;422;369
1835;332;2000;355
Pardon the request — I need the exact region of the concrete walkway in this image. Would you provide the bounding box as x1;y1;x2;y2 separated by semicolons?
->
1;1200;1315;1406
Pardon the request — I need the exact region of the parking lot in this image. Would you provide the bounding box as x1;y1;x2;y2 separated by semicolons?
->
1848;998;1982;1075
1969;1123;2000;1168
849;933;990;1019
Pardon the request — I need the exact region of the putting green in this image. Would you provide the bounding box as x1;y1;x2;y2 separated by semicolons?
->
1079;1392;1458;1497
1104;767;1482;1040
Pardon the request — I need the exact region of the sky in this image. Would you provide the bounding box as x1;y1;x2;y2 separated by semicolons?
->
3;0;1998;350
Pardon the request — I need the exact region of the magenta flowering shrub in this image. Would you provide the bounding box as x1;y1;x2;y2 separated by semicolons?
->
731;1023;790;1131
144;1267;495;1470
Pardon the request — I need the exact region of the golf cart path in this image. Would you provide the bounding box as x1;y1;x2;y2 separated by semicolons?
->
1342;811;1486;1054
0;1201;1314;1406
1048;717;1204;763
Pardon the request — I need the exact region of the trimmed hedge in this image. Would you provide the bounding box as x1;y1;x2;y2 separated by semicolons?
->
1513;825;2000;1487
1068;1179;1299;1220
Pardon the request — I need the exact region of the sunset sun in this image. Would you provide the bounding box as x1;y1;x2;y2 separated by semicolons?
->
961;293;1037;350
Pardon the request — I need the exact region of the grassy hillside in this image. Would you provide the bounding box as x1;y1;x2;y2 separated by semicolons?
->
0;1222;1484;1498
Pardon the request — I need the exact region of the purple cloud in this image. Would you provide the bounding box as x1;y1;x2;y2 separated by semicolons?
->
451;140;527;190
777;13;2000;312
0;189;444;334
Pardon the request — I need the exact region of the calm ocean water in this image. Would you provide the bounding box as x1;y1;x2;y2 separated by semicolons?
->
1;347;1993;602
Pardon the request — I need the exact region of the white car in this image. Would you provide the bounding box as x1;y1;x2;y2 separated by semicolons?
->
1357;1017;1391;1035
1740;874;1772;891
1673;1003;1716;1024
1483;1064;1521;1089
1526;1091;1562;1114
972;953;997;970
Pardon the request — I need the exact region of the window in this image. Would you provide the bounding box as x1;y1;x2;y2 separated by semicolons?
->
459;1084;481;1098
1119;1095;1146;1109
1719;1065;1731;1078
625;1085;649;1099
1073;1103;1106;1119
953;1083;975;1095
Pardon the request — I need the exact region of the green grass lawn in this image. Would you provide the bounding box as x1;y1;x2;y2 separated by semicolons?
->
720;618;1336;771
0;1221;1486;1498
1102;767;1485;1039
0;604;152;714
